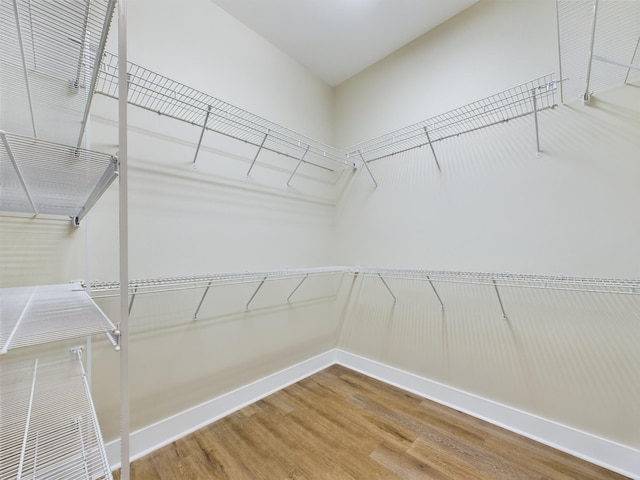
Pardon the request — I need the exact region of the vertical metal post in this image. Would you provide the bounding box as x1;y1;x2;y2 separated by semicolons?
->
532;89;541;157
17;359;38;480
426;275;445;311
193;281;213;320
423;127;442;172
377;273;397;304
11;0;37;138
192;106;212;167
286;145;310;186
246;130;269;177
287;274;309;302
76;0;117;148
358;150;378;189
0;132;38;215
492;279;508;320
117;0;130;477
584;0;599;104
624;37;640;85
246;277;268;311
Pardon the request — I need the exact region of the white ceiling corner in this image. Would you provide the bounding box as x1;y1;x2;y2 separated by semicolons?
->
209;0;479;86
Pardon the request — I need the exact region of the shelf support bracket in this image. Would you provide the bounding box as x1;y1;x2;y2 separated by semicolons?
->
11;0;37;138
583;0;599;105
531;89;541;157
247;129;270;177
128;286;137;316
193;280;213;320
358;150;378;189
492;279;508;320
246;276;268;311
286;145;310;186
426;275;445;311
0;131;38;215
287;274;309;302
192;105;212;168
378;273;397;304
423;127;442;172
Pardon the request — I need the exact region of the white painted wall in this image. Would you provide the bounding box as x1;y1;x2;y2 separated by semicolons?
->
334;0;640;450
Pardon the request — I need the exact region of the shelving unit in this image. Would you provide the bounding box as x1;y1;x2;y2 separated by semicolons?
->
0;348;112;480
557;0;640;104
94;52;355;180
91;267;347;319
0;130;118;223
346;74;559;186
0;282;119;355
0;0;115;145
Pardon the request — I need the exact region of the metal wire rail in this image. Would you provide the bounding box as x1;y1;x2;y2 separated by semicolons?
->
346;75;558;187
0;0;115;145
90;267;347;317
0;130;118;224
0;348;113;479
0;282;119;354
557;0;640;104
94;52;355;180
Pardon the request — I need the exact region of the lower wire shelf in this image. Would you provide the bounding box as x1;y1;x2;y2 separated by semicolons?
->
0;348;112;480
0;283;119;355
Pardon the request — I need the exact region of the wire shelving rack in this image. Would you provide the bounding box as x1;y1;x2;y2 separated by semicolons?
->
0;0;115;145
0;130;118;224
0;348;113;480
557;0;640;104
94;52;355;178
0;283;119;355
346;74;558;182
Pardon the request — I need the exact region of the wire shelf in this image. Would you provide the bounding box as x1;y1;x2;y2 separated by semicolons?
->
0;130;118;222
557;0;640;103
90;266;348;297
0;349;112;480
95;52;354;172
346;75;558;162
354;267;640;296
0;0;115;144
0;283;118;354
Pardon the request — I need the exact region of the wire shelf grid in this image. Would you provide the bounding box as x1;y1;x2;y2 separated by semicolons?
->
0;0;115;143
0;349;112;479
347;75;558;162
0;131;118;221
90;266;348;298
557;0;640;103
354;267;640;296
0;282;117;354
95;52;353;171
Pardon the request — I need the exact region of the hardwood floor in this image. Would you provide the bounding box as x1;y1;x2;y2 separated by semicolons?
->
113;365;629;479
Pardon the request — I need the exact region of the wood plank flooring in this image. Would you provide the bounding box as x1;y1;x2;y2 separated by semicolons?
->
113;365;629;479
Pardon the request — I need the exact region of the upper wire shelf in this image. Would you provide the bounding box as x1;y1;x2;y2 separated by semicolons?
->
0;348;113;479
0;0;116;145
346;74;558;163
354;267;640;296
0;130;118;223
557;0;640;104
0;282;118;354
95;52;355;173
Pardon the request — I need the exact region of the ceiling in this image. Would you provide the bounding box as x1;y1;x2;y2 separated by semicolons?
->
210;0;478;86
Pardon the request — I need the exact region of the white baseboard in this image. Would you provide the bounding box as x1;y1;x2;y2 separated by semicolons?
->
106;348;639;479
335;350;640;480
105;349;338;469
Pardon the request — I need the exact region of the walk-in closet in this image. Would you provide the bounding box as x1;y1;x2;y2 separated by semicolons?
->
1;0;639;478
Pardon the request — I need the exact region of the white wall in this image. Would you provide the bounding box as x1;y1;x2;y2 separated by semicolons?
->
334;0;640;449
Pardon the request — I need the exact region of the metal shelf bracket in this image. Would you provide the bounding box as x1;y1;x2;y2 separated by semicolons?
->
378;273;397;304
193;280;213;320
246;129;270;177
286;145;311;186
246;276;268;311
423;126;442;172
492;279;508;320
426;275;445;311
287;274;309;302
0;130;38;215
192;105;212;168
358;150;378;189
